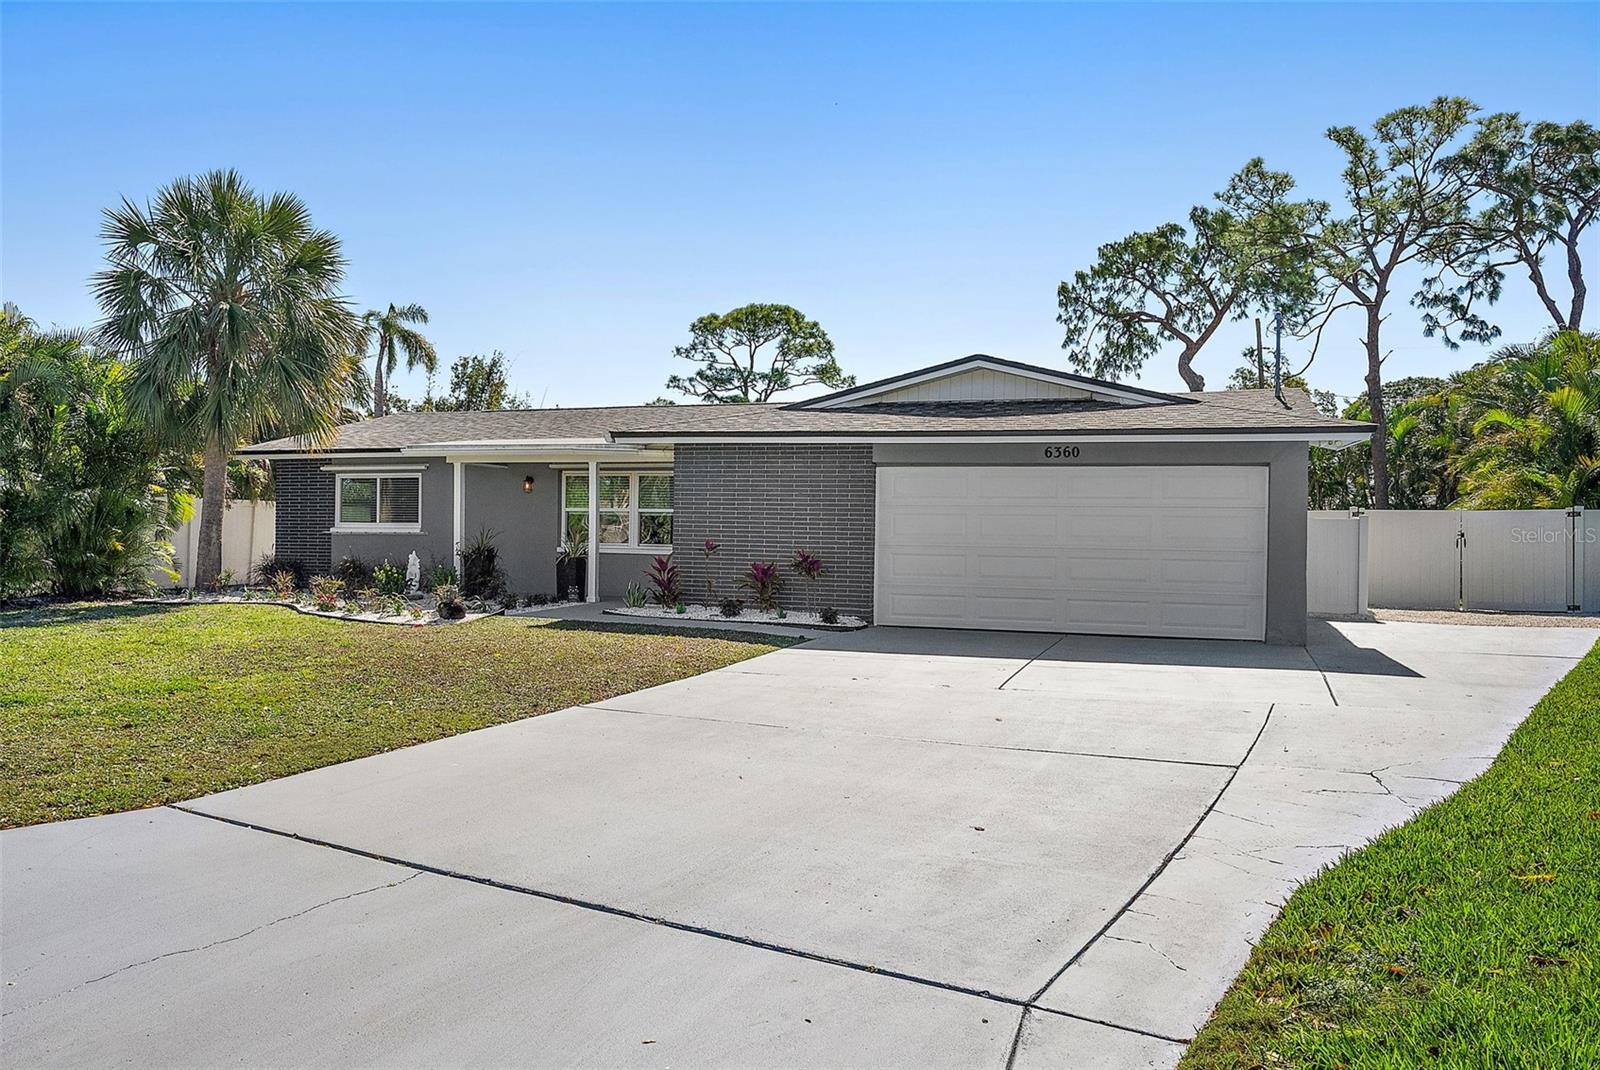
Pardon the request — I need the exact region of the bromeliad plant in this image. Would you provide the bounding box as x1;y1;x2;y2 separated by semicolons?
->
623;583;648;608
739;561;782;611
308;575;344;612
646;554;682;606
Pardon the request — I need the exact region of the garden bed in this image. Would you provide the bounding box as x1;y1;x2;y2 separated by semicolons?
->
139;592;504;626
606;603;868;631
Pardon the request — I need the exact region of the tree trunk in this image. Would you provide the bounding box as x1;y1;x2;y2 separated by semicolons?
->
195;435;228;589
1176;344;1206;391
373;335;388;417
1363;304;1390;510
1569;234;1586;331
1254;318;1265;388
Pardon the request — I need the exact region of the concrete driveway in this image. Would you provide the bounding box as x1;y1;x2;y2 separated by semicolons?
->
4;618;1593;1068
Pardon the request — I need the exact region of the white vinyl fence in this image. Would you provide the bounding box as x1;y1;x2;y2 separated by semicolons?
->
1309;507;1595;615
156;498;275;588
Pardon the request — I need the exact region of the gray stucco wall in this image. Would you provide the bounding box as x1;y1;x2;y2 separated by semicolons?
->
873;440;1309;644
330;460;455;579
672;444;877;617
271;457;659;598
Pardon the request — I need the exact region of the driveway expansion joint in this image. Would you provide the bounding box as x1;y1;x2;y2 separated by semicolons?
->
585;702;1242;769
996;634;1068;690
1006;703;1275;1066
163;803;1201;1053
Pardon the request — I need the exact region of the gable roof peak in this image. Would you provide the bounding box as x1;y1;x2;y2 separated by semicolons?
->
785;353;1187;410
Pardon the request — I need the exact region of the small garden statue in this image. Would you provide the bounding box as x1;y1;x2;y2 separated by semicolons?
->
405;551;421;594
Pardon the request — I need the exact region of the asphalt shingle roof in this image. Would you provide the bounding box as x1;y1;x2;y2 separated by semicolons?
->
239;388;1373;455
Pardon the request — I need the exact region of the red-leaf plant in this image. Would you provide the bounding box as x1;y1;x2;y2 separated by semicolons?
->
740;560;782;611
646;555;682;607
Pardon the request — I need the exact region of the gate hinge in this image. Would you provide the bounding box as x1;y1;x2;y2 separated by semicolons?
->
1570;603;1583;612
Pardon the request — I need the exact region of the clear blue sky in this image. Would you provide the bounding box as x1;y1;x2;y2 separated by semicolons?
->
4;2;1597;409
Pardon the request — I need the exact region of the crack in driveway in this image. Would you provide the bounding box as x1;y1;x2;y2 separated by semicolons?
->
3;872;422;1019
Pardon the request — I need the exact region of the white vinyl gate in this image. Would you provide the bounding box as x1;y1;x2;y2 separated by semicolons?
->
1361;507;1588;613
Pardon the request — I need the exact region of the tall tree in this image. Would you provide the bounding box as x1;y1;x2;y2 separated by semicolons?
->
421;352;529;411
666;303;851;403
94;169;361;587
360;302;436;417
1295;98;1498;509
1443;116;1600;332
1057;160;1320;390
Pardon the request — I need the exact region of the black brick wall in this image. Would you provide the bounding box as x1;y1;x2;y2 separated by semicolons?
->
269;459;334;577
672;444;876;618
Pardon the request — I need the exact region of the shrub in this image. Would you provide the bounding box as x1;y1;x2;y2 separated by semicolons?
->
308;576;344;612
623;583;648;608
739;561;781;610
0;308;180;598
645;554;681;607
675;602;687;614
335;554;372;587
372;558;406;596
427;562;457;590
209;568;236;593
529;592;550;607
268;569;297;600
253;554;307;588
719;596;744;618
819;606;840;625
460;528;507;600
433;583;465;620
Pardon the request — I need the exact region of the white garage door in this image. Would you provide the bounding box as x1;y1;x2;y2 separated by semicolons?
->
875;465;1268;640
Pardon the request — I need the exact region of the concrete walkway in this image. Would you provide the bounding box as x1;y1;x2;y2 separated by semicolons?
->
3;619;1593;1068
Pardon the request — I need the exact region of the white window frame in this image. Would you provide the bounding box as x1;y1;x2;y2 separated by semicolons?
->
332;473;424;533
563;471;673;553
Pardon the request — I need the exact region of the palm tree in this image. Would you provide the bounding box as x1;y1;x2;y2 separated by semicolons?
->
360;303;436;417
94;169;361;587
1457;332;1600;508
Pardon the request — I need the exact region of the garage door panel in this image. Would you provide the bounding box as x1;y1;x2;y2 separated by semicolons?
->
976;470;1061;502
883;550;970;581
877;466;1268;641
1156;554;1263;589
972;591;1061;627
1063;511;1158;546
1061;554;1155;585
976;511;1061;543
884;468;972;501
976;553;1060;583
1155;510;1267;551
1158;467;1267;507
1061;468;1160;502
884;509;972;542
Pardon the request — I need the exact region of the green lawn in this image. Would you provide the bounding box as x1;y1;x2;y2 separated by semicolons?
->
1182;641;1600;1070
0;603;791;828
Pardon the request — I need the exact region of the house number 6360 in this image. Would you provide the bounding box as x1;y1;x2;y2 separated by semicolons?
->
1043;445;1080;459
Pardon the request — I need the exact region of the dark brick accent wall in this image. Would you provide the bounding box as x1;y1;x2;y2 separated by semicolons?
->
673;445;876;618
269;460;334;576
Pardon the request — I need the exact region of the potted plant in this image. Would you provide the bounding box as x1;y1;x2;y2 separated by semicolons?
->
556;532;587;602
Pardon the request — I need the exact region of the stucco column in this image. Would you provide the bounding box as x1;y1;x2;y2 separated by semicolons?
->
452;461;464;580
586;460;599;602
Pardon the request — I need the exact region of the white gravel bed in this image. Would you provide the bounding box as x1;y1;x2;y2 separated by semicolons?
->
607;603;867;630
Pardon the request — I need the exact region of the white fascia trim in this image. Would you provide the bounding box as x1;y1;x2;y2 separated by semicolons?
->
248;451;406;461
402;438;618;453
319;463;429;473
610;431;1373;446
803;360;1162;409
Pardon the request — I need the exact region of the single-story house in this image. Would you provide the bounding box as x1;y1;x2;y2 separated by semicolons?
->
239;354;1374;644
